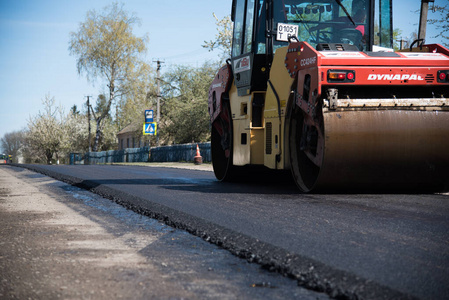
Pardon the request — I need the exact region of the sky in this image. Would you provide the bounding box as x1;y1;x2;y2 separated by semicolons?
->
0;0;445;143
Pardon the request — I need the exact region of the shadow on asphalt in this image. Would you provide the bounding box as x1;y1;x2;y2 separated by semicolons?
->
72;167;299;195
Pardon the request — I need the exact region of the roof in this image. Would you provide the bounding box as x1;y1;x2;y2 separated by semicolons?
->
117;122;141;135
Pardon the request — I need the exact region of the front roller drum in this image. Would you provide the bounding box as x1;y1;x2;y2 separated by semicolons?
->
289;104;323;192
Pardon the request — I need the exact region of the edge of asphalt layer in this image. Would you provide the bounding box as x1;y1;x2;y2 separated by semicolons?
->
13;164;416;300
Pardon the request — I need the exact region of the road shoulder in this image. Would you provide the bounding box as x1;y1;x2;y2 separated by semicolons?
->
0;166;327;299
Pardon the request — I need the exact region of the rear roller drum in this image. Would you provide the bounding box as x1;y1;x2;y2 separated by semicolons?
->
211;101;234;181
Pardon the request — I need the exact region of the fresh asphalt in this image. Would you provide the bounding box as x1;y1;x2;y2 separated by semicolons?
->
13;163;449;299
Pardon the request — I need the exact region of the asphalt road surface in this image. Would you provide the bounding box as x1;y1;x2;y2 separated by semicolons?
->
0;165;328;300
4;163;449;299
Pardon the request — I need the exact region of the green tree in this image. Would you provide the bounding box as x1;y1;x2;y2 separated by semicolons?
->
95;94;111;118
70;104;80;115
0;130;24;163
374;24;402;50
392;28;403;51
161;62;216;144
69;2;148;152
116;63;155;135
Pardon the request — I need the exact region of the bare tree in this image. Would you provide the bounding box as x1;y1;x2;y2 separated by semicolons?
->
202;13;233;62
69;2;148;151
428;4;449;47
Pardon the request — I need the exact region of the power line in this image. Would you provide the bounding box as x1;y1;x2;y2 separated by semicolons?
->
150;48;221;66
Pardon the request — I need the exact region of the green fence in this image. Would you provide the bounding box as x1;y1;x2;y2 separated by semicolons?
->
70;143;211;165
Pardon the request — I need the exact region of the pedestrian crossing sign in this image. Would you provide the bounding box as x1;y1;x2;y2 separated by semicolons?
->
143;122;157;135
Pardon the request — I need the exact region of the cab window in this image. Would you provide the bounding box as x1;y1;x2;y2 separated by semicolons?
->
273;0;370;51
232;0;246;57
232;0;258;57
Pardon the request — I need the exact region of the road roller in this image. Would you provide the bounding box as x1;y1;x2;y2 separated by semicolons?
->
208;0;449;192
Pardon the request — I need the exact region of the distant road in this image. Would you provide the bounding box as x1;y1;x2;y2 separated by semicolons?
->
17;164;449;299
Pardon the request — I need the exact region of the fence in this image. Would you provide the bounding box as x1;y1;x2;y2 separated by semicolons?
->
149;142;211;163
70;142;211;165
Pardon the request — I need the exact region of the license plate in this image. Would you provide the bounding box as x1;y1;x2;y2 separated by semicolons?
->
276;23;298;42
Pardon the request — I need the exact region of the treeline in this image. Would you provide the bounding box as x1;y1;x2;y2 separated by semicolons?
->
1;3;228;164
0;60;219;164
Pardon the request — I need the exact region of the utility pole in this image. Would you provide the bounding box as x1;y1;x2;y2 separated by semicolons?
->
86;96;92;153
418;0;435;41
397;39;406;50
153;59;164;146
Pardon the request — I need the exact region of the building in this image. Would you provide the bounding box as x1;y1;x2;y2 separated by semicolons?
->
116;122;144;150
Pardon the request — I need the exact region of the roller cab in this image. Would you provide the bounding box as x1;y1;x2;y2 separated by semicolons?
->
208;0;449;192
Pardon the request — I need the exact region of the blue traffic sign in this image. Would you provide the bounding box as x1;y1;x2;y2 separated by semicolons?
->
145;110;154;123
143;122;157;135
